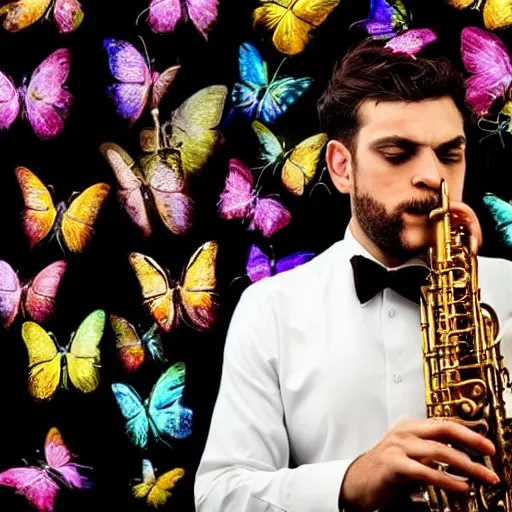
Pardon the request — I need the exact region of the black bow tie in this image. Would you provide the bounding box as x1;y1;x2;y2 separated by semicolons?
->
350;255;430;305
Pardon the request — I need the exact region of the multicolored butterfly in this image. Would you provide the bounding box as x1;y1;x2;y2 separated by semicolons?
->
231;42;313;125
0;260;66;329
129;241;219;333
384;28;438;57
100;142;193;237
482;192;512;247
446;0;512;31
22;309;105;401
112;362;193;451
460;26;512;118
0;0;83;33
15;166;110;253
0;48;73;139
252;0;340;56
252;121;327;196
110;314;167;372
132;459;184;509
0;427;92;512
246;244;315;283
218;158;292;238
104;38;180;127
145;0;218;38
350;0;410;39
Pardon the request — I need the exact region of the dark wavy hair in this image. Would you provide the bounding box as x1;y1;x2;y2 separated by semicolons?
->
317;38;471;153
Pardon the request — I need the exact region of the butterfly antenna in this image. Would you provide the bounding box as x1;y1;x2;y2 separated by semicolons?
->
269;56;290;85
56;232;69;261
138;35;152;72
135;7;150;27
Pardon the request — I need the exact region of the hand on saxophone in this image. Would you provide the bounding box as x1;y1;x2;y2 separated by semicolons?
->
449;201;483;255
338;417;499;511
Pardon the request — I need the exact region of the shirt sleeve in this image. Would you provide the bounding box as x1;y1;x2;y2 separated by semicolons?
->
194;282;355;512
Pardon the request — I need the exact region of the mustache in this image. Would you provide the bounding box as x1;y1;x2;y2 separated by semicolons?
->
398;194;440;216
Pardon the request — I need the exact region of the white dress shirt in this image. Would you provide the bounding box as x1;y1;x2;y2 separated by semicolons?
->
194;223;512;512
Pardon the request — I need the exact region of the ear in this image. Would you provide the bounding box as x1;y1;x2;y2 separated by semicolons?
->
325;139;353;194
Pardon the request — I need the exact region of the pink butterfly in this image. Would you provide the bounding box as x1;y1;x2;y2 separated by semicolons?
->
146;0;218;38
0;427;92;512
218;158;292;238
384;28;437;57
0;48;73;139
0;260;67;329
461;26;512;117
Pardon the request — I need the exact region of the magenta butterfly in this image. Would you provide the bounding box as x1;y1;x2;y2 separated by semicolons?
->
0;427;92;512
218;158;292;238
104;38;180;126
0;48;73;139
384;28;437;57
146;0;218;38
0;260;66;329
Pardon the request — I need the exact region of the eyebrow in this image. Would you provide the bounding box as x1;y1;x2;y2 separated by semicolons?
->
369;135;467;152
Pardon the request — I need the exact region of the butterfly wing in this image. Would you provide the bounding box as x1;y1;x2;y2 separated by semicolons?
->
132;459;155;500
0;0;51;31
259;75;313;125
483;193;512;247
147;0;182;33
275;251;315;274
100;142;151;237
282;133;327;195
129;253;175;332
246;244;272;283
53;0;84;33
186;0;219;39
351;0;409;38
103;39;151;126
66;309;104;394
148;150;194;236
60;182;110;253
251;197;292;238
21;321;61;400
0;467;59;512
0;260;21;328
0;70;19;129
218;158;255;220
179;241;219;331
166;84;227;175
24;260;67;323
25;47;73;138
252;120;284;166
151;65;180;109
15;166;57;249
110;314;145;372
384;28;438;56
146;467;185;507
112;382;150;450
483;0;512;31
460;26;512;116
147;362;193;444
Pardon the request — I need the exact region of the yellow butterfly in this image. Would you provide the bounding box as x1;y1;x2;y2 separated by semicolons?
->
252;0;341;55
446;0;512;31
133;459;184;509
129;241;219;333
22;310;105;401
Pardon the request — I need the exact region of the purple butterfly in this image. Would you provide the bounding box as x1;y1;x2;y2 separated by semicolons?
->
246;244;315;282
0;48;73;139
384;28;437;57
461;26;512;117
104;38;180;126
218;158;292;238
146;0;218;38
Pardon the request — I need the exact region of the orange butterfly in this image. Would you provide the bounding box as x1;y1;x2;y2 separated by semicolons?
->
15;166;110;253
129;241;219;333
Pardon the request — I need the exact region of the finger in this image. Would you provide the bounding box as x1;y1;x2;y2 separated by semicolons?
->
449;201;483;254
403;439;499;485
408;418;495;456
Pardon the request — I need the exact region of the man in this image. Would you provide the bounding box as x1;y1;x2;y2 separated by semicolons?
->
194;37;512;511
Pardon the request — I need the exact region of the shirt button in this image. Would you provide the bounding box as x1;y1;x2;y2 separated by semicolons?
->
388;309;396;318
393;373;403;383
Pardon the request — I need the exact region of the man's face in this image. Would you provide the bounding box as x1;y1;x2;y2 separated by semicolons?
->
329;97;466;261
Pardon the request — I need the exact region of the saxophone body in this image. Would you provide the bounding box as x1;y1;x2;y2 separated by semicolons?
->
417;180;512;512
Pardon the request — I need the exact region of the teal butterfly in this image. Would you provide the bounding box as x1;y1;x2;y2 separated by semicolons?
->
483;193;512;247
231;42;312;125
111;362;193;450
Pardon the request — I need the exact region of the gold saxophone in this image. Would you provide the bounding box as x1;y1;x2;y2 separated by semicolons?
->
414;179;512;511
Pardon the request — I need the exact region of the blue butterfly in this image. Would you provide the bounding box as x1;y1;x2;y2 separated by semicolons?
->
483;193;512;247
112;362;193;451
231;42;313;125
350;0;410;39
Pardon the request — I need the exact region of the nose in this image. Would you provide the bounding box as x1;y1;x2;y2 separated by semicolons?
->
411;148;442;191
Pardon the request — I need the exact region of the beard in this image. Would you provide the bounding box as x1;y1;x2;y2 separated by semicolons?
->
353;182;440;261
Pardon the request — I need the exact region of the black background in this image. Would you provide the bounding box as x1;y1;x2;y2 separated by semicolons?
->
1;0;512;510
